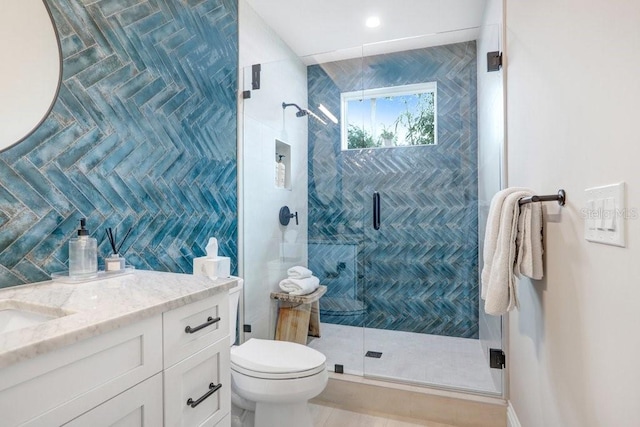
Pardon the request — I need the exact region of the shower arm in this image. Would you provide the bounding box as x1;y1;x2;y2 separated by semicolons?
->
282;102;302;112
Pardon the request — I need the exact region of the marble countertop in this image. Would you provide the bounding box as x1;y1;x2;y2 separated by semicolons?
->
0;270;237;369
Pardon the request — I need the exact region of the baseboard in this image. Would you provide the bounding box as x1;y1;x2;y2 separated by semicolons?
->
507;401;522;427
311;373;507;427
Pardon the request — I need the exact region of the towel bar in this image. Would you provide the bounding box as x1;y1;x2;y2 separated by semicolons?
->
519;189;566;206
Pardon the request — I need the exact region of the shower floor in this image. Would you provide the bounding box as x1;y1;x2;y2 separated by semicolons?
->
307;323;500;394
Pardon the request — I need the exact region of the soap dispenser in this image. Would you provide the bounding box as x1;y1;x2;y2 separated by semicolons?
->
277;154;286;188
69;218;98;278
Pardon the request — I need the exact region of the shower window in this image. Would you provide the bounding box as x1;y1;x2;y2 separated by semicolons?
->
340;82;437;150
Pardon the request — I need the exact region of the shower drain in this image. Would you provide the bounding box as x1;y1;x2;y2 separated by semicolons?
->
365;351;383;358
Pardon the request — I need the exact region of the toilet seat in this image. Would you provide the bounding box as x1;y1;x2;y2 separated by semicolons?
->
231;338;326;379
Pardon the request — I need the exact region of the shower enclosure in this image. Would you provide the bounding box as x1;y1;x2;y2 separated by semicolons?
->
239;0;505;396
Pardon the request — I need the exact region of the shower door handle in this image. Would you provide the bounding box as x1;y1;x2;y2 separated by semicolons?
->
373;192;381;230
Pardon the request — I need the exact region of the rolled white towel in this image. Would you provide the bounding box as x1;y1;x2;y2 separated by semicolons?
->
287;266;313;279
279;276;320;296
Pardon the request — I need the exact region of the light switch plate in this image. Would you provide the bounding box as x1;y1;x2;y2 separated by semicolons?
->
584;182;625;247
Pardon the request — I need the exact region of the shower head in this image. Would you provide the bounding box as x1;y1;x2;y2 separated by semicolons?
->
282;102;327;125
302;109;327;125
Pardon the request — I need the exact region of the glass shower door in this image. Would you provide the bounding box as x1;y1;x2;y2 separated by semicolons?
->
362;184;500;393
357;35;503;393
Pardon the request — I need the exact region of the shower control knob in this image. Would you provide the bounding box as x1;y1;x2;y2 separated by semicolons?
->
279;206;298;226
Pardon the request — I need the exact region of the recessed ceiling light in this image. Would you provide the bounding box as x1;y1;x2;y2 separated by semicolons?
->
365;16;380;28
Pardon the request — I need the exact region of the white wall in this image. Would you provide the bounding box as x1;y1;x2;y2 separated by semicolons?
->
506;0;640;425
477;0;505;395
239;0;309;340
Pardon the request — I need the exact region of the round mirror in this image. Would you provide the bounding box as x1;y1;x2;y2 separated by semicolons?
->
0;0;62;152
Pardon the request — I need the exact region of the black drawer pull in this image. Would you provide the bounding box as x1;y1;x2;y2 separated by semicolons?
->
184;316;220;334
186;383;222;408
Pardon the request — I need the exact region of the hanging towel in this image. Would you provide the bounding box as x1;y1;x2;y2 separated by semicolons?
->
287;266;313;279
279;276;320;296
481;188;544;315
514;202;544;280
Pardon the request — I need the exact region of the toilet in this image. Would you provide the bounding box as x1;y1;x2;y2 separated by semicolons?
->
228;280;328;427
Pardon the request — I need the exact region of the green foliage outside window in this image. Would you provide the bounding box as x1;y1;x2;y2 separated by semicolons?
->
343;83;436;150
394;93;435;146
347;124;380;149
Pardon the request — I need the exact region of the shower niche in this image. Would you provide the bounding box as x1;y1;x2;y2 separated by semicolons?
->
275;139;291;190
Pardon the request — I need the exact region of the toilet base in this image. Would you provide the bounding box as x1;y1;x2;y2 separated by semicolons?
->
231;403;255;427
231;401;313;427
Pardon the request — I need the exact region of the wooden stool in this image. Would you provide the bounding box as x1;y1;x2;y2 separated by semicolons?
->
270;285;327;345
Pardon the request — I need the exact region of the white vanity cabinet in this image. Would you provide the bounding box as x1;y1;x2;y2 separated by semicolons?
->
0;288;231;427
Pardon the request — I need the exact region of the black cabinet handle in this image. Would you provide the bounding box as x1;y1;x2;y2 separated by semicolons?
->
186;383;222;408
184;316;220;334
373;192;381;230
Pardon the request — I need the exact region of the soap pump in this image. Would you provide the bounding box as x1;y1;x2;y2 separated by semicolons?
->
277;154;286;188
69;218;98;278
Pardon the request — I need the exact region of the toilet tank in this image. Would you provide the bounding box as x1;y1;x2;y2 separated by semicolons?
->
228;279;243;346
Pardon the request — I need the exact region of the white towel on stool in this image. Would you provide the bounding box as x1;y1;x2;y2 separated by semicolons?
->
481;188;543;315
287;266;313;279
279;276;320;296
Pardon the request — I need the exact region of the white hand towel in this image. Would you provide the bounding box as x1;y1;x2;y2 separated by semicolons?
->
514;203;544;280
481;187;529;298
287;266;313;279
279;276;320;296
482;188;544;315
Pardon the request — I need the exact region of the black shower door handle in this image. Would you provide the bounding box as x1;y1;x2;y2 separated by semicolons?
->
373;192;381;230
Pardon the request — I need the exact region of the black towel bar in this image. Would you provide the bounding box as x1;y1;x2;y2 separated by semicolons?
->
519;189;566;206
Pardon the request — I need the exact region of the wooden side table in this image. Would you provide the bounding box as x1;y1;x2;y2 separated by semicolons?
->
270;285;327;345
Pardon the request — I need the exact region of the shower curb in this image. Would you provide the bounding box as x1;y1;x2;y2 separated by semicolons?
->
311;373;507;427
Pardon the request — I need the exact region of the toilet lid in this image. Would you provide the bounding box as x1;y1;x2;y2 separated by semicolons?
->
231;338;326;376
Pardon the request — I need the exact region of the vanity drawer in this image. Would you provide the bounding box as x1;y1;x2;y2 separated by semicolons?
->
0;314;162;427
163;292;228;368
164;337;231;427
64;373;163;426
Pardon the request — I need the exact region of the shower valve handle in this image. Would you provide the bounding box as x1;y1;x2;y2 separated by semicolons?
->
279;206;298;226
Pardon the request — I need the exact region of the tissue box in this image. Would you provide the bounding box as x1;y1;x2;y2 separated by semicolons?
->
193;256;230;279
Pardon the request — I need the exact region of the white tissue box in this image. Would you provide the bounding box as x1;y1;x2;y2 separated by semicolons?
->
193;256;230;279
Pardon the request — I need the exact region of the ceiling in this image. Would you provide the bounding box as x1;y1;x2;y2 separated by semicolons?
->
244;0;488;64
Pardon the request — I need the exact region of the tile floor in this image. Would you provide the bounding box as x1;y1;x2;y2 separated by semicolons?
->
310;403;455;427
307;323;500;394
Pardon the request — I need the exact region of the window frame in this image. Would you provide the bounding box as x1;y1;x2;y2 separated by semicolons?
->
340;81;438;151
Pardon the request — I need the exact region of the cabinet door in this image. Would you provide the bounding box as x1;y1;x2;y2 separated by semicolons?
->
64;373;163;427
214;413;230;427
164;338;230;427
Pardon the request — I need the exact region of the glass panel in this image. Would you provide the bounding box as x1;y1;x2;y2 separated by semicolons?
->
476;12;506;396
240;59;310;342
358;30;503;394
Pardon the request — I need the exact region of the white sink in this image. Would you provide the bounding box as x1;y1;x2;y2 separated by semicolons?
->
0;301;70;335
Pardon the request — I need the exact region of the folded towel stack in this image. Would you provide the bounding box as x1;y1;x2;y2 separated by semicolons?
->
279;266;320;295
481;188;544;315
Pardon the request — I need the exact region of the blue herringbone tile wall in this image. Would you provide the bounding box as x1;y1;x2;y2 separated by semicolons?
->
308;42;478;338
0;0;238;287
